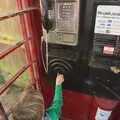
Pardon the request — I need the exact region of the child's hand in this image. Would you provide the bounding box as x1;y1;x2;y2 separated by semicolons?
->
56;73;64;85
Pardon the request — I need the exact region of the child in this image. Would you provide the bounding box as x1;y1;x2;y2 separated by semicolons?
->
10;73;64;120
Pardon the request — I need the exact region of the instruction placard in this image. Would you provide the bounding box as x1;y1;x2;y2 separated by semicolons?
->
94;5;120;35
95;107;112;120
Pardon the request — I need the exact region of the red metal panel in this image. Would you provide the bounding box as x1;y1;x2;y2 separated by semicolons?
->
40;79;120;120
40;79;92;120
62;91;92;120
89;97;119;120
109;103;120;120
24;0;48;106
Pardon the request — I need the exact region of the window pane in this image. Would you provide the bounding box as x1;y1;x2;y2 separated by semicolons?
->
0;16;22;52
0;0;18;12
0;0;22;52
0;46;27;86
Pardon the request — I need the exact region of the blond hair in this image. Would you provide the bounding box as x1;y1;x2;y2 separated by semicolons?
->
10;88;45;120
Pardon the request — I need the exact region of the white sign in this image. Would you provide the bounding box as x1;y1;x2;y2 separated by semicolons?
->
95;107;112;120
94;5;120;35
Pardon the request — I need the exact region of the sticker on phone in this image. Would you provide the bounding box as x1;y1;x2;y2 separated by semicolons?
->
95;107;112;120
103;46;114;55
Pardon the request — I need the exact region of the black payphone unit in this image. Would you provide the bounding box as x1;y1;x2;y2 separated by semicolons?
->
41;0;86;90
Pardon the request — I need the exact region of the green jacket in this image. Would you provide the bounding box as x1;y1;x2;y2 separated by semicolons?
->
46;85;63;120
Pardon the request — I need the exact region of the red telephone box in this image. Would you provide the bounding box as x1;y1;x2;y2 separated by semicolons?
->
0;0;119;120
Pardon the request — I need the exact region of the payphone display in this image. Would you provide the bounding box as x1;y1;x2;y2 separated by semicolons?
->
47;0;80;46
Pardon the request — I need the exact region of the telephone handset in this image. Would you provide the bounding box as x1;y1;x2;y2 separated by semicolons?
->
41;0;56;32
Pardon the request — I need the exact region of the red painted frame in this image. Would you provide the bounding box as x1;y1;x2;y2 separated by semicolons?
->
17;0;36;88
0;1;39;93
23;0;48;105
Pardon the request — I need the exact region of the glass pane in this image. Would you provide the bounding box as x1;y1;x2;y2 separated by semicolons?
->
0;16;22;52
14;69;30;87
0;0;18;13
0;70;30;120
0;0;22;52
0;46;27;86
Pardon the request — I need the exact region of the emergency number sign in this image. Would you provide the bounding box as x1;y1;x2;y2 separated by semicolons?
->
94;5;120;35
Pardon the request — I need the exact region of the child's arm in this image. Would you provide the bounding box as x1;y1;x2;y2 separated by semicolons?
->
47;74;64;119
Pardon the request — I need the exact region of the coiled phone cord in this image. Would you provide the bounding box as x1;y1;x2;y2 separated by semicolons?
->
41;30;48;73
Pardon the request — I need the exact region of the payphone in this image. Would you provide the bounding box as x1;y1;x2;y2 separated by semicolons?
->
41;0;85;89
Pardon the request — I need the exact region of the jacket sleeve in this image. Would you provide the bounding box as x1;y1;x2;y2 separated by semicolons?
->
47;85;63;118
